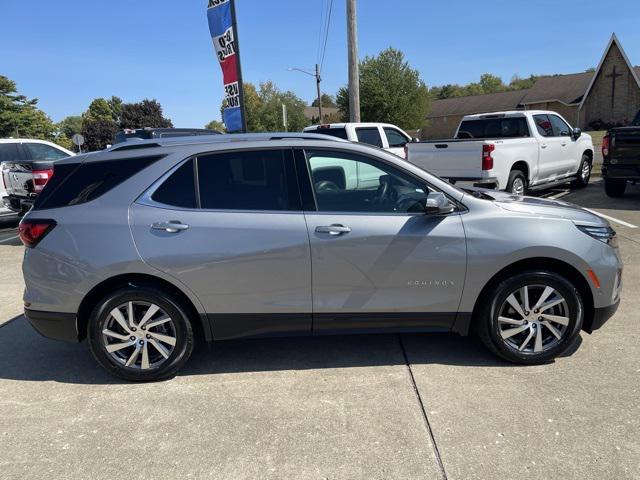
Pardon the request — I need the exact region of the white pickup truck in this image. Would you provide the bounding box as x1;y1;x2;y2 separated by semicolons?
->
304;122;415;159
406;111;594;195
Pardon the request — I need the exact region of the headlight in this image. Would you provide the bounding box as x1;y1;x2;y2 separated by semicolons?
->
576;225;618;247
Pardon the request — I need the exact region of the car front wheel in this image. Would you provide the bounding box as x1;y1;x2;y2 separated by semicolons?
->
88;286;194;381
477;271;583;364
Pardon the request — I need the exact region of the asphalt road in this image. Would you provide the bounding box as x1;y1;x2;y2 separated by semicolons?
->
0;179;638;480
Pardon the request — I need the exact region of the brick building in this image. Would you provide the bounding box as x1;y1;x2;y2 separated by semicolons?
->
424;34;640;139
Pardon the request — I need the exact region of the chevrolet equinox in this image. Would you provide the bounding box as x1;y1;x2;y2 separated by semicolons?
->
19;133;622;381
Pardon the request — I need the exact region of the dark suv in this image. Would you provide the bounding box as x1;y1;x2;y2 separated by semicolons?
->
602;110;640;197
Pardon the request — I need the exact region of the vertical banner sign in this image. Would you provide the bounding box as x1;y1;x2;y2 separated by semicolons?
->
207;0;246;132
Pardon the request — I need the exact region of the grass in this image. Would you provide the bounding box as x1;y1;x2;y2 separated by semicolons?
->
587;130;607;151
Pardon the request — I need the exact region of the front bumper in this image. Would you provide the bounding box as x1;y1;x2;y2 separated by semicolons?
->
585;300;620;333
24;308;79;342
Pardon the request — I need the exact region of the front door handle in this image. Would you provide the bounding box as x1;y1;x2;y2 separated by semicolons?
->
540;144;548;149
315;224;351;236
151;220;189;233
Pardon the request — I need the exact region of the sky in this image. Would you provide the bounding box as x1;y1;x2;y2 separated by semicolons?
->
2;0;640;128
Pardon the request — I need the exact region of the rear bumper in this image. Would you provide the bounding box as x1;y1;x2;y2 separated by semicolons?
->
447;177;499;189
585;300;620;333
602;165;640;180
2;195;33;213
24;308;79;342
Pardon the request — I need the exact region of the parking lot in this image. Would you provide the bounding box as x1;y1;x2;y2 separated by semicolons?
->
0;178;638;480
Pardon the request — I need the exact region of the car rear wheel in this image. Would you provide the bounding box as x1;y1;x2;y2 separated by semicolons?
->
604;178;627;197
477;271;583;364
506;170;526;196
88;287;194;381
573;155;591;188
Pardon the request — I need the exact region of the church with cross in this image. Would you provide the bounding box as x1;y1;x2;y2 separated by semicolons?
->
424;34;640;139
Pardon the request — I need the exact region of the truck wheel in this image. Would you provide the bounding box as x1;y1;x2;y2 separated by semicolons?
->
476;271;583;365
572;155;591;188
604;178;627;197
506;170;526;196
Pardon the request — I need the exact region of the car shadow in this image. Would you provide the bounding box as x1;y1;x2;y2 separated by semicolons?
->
561;179;640;212
0;316;581;385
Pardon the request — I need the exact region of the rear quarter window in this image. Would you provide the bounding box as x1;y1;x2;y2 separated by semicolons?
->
33;155;163;210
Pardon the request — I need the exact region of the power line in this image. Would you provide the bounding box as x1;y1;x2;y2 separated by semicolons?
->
319;0;334;73
316;0;325;66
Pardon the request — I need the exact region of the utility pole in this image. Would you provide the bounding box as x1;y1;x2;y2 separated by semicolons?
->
315;63;323;122
347;0;360;122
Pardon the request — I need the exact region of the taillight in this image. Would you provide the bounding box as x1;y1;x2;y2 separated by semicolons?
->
32;168;54;193
482;144;495;170
18;219;56;248
602;134;610;158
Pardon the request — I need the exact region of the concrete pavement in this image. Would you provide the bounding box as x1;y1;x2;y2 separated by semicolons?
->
0;179;638;479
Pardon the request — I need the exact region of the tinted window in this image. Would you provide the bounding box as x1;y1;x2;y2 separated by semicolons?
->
306;149;430;213
533;115;553;137
632;110;640;126
457;118;530;139
384;128;408;147
25;143;69;160
311;127;348;140
33;156;163;210
0;143;22;162
197;150;297;211
549;115;571;136
355;127;383;147
152;159;197;208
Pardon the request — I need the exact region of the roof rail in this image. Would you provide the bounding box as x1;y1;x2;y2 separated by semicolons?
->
110;142;162;152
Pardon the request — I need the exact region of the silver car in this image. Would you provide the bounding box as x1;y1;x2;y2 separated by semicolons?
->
19;134;622;381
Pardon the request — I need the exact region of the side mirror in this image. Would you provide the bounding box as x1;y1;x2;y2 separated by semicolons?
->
425;192;455;215
572;127;582;140
411;137;420;143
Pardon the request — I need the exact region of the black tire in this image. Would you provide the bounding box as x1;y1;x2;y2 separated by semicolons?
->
476;271;583;365
604;178;627;197
88;286;194;382
572;154;591;188
506;170;527;196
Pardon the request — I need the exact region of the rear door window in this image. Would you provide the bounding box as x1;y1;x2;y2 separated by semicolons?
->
533;115;554;137
355;127;383;147
383;128;408;147
151;159;197;208
197;149;299;211
24;143;69;160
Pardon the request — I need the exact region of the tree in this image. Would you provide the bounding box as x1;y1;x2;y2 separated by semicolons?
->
119;99;172;129
0;75;56;139
509;74;539;91
205;120;226;132
311;93;337;108
222;81;309;132
81;117;118;151
336;48;429;129
58;115;83;138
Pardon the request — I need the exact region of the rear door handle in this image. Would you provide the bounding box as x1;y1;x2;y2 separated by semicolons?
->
540;144;548;149
151;220;189;233
315;224;351;236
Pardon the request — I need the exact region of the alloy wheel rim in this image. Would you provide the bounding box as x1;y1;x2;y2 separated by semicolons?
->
512;178;525;196
581;162;591;181
102;301;177;370
497;284;570;354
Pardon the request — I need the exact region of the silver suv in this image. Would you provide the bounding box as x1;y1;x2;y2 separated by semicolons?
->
19;134;622;381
